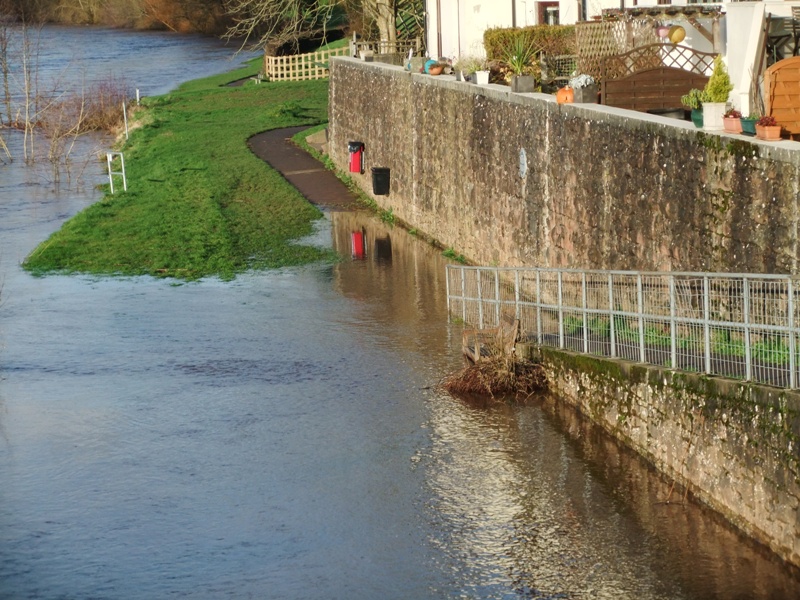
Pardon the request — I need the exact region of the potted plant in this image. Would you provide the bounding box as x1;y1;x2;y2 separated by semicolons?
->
702;55;733;132
740;113;759;136
756;115;782;141
424;59;445;76
453;56;485;83
503;37;538;93
723;108;742;134
568;73;597;103
681;89;706;128
475;62;491;85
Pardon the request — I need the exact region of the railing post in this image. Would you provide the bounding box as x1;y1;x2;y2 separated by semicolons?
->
446;265;451;316
477;269;485;329
558;271;565;349
790;278;796;388
609;273;616;359
461;266;467;324
744;277;752;381
704;276;711;375
514;269;521;321
536;270;542;345
582;272;588;354
669;275;677;370
494;268;501;325
637;274;645;363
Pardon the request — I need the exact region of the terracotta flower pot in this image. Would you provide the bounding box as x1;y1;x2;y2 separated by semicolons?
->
556;86;574;104
427;64;444;76
756;124;782;141
723;116;742;134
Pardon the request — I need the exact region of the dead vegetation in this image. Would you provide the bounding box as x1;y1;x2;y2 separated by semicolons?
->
441;352;548;403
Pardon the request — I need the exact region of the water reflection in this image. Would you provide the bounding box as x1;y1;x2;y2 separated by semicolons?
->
420;389;800;599
328;210;456;359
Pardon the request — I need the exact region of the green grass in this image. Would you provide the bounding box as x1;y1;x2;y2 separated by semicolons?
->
23;58;335;281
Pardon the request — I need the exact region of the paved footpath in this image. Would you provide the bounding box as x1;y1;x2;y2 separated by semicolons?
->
248;127;362;211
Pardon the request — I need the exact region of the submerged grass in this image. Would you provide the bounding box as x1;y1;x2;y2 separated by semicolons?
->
24;58;335;281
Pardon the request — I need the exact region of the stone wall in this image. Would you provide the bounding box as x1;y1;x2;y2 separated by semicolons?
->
520;345;800;568
328;58;800;567
329;58;800;274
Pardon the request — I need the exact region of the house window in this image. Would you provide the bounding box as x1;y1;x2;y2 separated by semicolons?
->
657;0;672;5
538;2;559;25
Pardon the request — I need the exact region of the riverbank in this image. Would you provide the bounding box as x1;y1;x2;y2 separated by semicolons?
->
23;60;337;281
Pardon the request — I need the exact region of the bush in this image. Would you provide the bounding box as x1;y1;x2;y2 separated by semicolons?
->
484;25;576;62
704;55;733;103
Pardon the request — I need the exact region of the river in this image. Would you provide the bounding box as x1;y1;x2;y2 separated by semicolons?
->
1;26;799;600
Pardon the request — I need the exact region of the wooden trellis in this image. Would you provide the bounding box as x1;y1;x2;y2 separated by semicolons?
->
600;43;716;80
264;47;350;82
576;20;660;79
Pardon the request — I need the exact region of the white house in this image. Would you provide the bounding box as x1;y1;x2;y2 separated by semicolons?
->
424;1;732;60
425;1;799;116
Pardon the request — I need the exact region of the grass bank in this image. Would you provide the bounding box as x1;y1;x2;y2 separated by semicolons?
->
23;59;336;281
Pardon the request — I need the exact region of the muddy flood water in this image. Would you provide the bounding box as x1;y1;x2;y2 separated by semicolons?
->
1;26;800;600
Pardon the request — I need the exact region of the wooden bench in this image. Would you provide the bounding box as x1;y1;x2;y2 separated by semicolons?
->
462;315;520;364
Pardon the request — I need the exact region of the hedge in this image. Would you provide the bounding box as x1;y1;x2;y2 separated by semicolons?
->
484;25;577;62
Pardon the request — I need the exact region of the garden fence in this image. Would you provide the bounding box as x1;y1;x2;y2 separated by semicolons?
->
264;47;350;82
446;265;800;389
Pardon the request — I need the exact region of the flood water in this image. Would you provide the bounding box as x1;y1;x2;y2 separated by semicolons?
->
1;27;800;600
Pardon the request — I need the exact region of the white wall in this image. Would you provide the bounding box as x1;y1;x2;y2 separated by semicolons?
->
427;0;537;59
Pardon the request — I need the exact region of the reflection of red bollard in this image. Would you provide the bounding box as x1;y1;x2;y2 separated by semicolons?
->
351;230;366;260
348;141;364;174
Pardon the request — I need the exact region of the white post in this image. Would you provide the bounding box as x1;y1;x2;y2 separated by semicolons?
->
106;152;127;193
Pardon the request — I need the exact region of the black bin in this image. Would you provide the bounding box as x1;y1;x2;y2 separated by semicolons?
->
371;167;390;196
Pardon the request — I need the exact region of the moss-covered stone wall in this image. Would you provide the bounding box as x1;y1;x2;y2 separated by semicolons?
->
519;344;800;568
328;58;800;273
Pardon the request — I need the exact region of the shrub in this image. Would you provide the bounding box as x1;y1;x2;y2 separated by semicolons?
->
680;88;706;110
502;36;539;75
484;25;576;62
703;55;733;103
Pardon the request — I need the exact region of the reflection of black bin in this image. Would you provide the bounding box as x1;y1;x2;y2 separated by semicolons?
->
371;167;390;196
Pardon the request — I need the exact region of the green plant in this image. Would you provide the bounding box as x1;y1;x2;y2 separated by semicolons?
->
588;317;610;337
502;36;539;76
380;207;395;225
442;248;467;263
484;25;576;62
564;315;583;335
703;55;733;103
681;88;706;110
453;55;486;74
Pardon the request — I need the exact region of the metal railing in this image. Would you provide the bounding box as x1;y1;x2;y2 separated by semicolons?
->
447;266;800;389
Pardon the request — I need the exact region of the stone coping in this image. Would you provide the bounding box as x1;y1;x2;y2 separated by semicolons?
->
331;56;800;166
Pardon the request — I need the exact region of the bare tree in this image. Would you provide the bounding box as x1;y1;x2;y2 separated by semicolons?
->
362;0;394;48
223;0;341;52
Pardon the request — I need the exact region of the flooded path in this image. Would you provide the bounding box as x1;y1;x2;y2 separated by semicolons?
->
1;26;800;600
